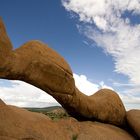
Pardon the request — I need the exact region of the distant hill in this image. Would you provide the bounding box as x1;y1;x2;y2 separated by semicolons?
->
25;106;62;113
25;106;69;120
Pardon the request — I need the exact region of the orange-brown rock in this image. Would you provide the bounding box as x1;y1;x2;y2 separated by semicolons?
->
0;100;135;140
0;99;6;107
0;17;126;126
127;109;140;138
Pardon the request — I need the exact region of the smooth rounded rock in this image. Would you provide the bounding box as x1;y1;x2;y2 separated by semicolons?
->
127;109;140;138
0;100;135;140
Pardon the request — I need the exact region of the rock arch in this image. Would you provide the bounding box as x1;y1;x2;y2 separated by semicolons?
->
0;17;126;126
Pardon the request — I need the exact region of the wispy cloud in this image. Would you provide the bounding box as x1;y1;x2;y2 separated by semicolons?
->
74;73;113;95
0;80;59;107
113;82;135;87
73;73;99;95
62;0;140;86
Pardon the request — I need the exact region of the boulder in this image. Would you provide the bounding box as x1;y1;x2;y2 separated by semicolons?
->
127;109;140;138
0;17;126;126
0;100;136;140
64;88;126;126
89;89;126;125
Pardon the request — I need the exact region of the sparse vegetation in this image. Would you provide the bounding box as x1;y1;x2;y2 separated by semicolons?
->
44;111;69;120
26;106;70;120
72;134;78;140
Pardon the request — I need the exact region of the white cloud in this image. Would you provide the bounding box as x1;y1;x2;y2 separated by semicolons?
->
99;81;114;90
0;80;59;107
62;0;140;86
113;82;135;87
119;92;140;110
93;16;107;30
74;73;114;95
73;73;99;95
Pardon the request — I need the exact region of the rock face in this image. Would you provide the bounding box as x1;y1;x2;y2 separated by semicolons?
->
0;99;6;107
0;100;136;140
0;17;126;126
127;110;140;138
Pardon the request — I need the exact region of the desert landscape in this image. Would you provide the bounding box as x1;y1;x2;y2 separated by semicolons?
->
0;17;140;140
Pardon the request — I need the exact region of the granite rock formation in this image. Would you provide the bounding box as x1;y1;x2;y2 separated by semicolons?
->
0;17;127;126
0;17;126;126
127;110;140;138
0;100;136;140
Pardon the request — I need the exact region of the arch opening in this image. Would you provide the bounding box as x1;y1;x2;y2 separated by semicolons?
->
0;79;59;108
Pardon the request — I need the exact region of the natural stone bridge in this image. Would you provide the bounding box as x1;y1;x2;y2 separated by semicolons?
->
0;17;126;126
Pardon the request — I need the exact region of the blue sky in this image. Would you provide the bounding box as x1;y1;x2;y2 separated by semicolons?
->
0;0;140;110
